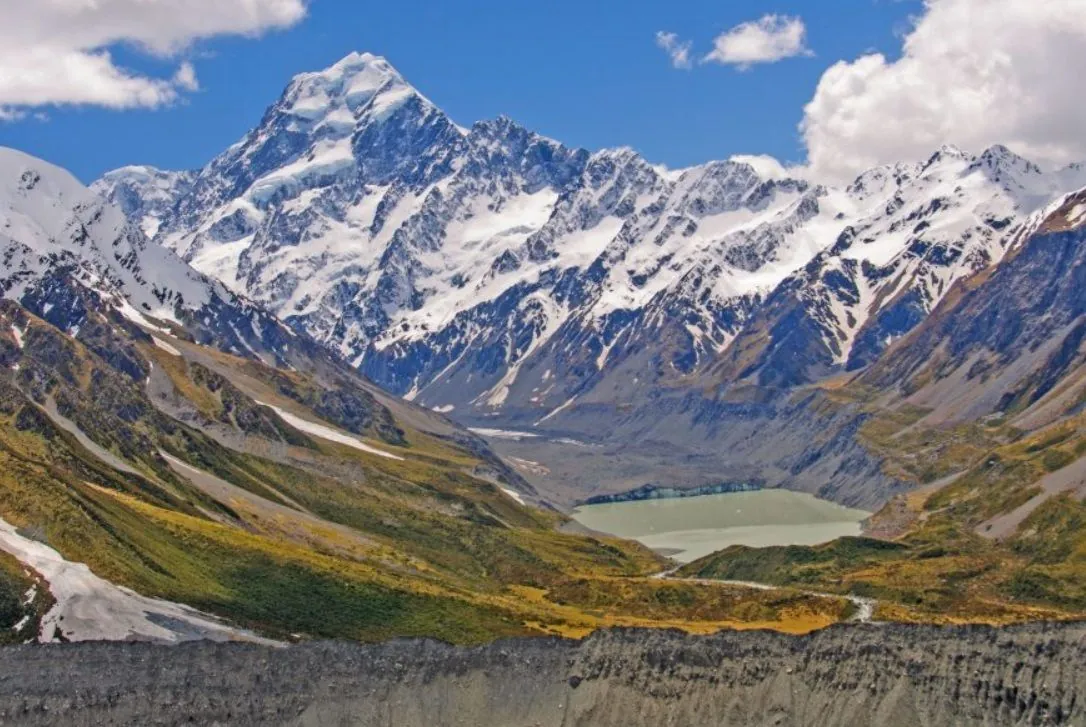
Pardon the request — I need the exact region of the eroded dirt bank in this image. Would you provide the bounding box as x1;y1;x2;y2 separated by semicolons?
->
0;623;1083;726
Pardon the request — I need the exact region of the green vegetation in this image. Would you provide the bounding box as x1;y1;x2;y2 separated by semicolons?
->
11;292;1083;642
682;401;1086;625
681;537;907;587
546;577;853;628
1004;495;1086;611
0;549;50;644
3;302;855;644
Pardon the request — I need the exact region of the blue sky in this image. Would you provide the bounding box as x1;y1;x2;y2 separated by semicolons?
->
1;1;924;183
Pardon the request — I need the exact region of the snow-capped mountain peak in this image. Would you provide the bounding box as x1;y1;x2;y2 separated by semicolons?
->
1;146;210;319
3;147;300;363
280;51;442;128
713;144;1086;388
93;165;195;239
94;53;1086;427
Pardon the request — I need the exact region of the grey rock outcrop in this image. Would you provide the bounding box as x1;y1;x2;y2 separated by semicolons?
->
1;623;1082;726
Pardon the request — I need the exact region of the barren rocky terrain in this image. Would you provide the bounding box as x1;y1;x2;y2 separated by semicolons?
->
1;623;1082;726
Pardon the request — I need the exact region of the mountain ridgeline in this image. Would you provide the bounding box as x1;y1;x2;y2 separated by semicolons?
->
0;47;1084;654
2;144;741;645
95;53;1086;431
91;53;1086;516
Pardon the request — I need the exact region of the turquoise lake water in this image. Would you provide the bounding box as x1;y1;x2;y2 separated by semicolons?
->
571;489;870;563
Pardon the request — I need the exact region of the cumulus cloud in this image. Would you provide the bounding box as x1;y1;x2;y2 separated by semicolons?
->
802;0;1086;181
0;0;306;117
655;31;693;70
729;154;810;181
704;15;811;69
173;62;200;93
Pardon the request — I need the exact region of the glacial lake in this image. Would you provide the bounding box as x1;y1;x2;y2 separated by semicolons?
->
571;489;871;564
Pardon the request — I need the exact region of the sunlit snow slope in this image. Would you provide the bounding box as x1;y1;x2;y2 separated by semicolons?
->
96;53;1086;424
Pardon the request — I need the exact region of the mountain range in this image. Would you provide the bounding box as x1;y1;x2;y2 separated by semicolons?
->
0;49;1083;644
95;53;1086;425
94;52;1086;507
0;142;701;644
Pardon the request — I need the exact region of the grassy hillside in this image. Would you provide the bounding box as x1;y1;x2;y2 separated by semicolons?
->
679;392;1086;624
12;256;1082;639
0;296;856;642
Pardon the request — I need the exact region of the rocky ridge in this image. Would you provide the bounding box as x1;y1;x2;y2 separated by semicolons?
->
1;623;1083;726
0;147;299;365
94;53;1086;426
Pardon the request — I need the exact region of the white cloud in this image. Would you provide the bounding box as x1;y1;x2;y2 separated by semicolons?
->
802;0;1086;181
729;154;809;181
655;31;693;70
0;0;306;116
704;15;811;69
173;62;200;93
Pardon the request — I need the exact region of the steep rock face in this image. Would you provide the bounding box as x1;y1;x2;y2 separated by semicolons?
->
1;624;1083;726
96;53;1086;427
705;147;1086;393
99;55;827;420
862;186;1086;424
1;147;299;365
93;166;195;239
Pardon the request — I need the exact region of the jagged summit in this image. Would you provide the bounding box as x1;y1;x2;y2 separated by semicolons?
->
306;51;395;78
92;53;1086;427
279;51;440;125
0;146;208;316
288;51;401;95
2;146;299;362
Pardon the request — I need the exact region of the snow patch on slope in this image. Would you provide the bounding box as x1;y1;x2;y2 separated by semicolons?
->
0;516;271;644
152;337;181;356
258;401;405;460
499;487;525;505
